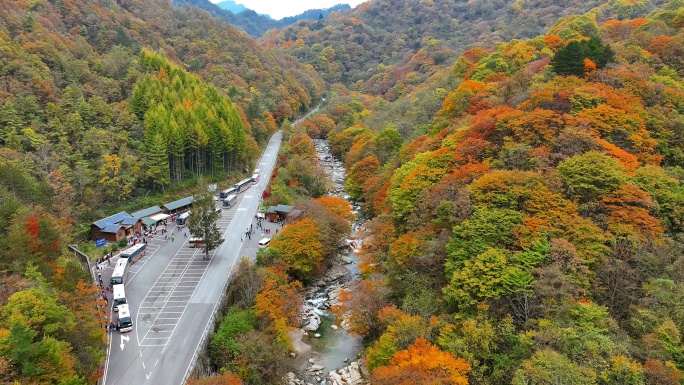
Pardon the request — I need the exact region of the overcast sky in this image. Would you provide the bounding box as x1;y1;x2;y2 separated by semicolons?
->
211;0;367;20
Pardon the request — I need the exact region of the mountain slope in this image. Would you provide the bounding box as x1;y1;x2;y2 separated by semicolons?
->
263;0;670;100
175;0;351;37
214;0;248;14
316;2;684;383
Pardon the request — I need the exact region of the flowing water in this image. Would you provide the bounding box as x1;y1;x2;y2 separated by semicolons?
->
293;139;364;382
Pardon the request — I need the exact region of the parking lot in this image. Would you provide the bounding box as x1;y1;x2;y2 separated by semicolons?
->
133;195;243;347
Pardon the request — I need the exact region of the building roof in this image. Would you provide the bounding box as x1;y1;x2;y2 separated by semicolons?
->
101;224;124;233
93;211;133;229
119;217;140;226
266;206;277;214
149;213;170;222
163;196;195;211
141;217;157;227
274;204;293;213
131;206;162;219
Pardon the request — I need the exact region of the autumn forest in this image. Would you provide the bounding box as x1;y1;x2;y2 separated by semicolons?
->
3;0;684;384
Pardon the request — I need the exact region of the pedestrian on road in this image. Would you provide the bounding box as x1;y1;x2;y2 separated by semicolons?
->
172;234;175;242
97;272;102;280
103;294;108;304
184;232;187;238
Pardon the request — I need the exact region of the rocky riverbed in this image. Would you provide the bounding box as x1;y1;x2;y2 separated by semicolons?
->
285;140;368;385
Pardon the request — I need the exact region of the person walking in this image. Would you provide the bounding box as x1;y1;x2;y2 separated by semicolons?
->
171;234;175;242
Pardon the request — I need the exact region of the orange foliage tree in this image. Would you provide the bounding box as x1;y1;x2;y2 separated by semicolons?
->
599;184;664;240
253;264;302;346
269;218;324;279
315;196;355;221
370;337;471;385
346;156;381;200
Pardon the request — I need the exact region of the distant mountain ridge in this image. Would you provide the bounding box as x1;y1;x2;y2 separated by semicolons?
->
214;0;248;14
175;0;350;37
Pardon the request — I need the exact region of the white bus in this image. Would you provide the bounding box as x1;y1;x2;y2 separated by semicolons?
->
110;258;128;286
258;238;271;248
223;194;237;208
120;243;146;263
254;168;261;175
234;178;252;193
177;212;190;225
117;304;133;333
112;284;126;312
219;187;237;199
251;173;260;183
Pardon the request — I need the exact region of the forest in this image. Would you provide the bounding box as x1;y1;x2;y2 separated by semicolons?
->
3;0;684;384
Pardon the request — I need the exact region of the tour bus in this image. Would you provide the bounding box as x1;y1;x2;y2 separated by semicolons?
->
219;187;237;199
258;238;271;248
254;168;261;175
234;178;252;193
110;258;128;286
177;212;190;225
251;173;260;183
222;194;237;208
117;304;133;333
112;284;126;312
120;243;146;263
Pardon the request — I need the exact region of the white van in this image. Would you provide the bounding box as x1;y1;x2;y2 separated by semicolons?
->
117;304;133;333
112;284;126;312
258;238;271;247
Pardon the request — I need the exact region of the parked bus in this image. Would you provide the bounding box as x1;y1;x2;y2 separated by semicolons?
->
177;212;190;225
251;173;260;183
117;304;133;333
120;243;146;263
112;284;126;312
215;207;222;218
254;168;261;175
110;258;128;285
258;238;271;248
222;194;237;208
219;187;237;199
234;178;252;193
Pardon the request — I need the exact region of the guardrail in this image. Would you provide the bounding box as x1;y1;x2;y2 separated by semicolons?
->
69;244;96;281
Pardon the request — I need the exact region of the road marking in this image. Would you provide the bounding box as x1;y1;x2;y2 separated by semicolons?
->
119;335;129;351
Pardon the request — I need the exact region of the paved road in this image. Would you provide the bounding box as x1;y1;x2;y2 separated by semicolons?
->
102;131;282;385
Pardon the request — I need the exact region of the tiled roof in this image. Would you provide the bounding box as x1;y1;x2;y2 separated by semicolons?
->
101;224;124;233
163;196;195;211
93;212;132;229
131;206;162;219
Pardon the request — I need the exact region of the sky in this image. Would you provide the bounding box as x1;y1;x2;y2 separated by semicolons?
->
210;0;367;20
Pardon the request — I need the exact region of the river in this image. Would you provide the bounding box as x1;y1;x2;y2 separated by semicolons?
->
289;139;365;385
